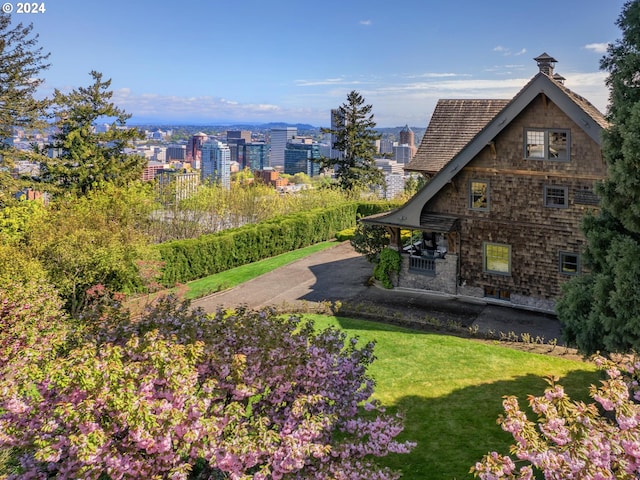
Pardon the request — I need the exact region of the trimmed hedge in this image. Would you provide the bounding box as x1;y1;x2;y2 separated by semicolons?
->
156;201;398;286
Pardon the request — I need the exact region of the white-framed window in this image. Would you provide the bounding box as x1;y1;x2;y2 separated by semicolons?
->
483;242;511;275
469;180;489;211
544;185;569;208
524;128;570;161
559;252;580;275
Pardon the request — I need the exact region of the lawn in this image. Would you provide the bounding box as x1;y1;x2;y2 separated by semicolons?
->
184;241;339;299
152;241;599;478
304;314;598;480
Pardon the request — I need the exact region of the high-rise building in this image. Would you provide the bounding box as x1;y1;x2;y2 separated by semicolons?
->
243;142;268;171
226;130;252;166
156;169;199;204
201;140;231;188
398;124;417;161
378;139;394;155
186;132;207;163
284;137;321;176
393;144;415;165
383;173;406;200
269;127;296;170
226;130;251;143
166;144;186;162
399;125;415;147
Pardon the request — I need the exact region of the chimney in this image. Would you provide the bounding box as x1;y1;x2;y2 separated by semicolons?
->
552;73;566;85
534;52;557;76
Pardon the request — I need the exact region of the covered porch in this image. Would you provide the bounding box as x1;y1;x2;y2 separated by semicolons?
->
363;211;460;294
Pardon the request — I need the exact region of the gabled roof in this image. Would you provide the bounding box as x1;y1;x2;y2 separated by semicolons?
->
406;99;509;174
364;72;607;230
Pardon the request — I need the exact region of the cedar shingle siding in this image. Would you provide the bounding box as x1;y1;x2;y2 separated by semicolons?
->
362;57;607;311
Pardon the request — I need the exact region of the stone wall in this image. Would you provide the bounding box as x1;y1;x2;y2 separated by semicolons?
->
397;253;458;294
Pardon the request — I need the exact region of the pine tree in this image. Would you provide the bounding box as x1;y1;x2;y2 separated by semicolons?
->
0;12;50;199
319;91;384;193
40;71;145;195
557;0;640;354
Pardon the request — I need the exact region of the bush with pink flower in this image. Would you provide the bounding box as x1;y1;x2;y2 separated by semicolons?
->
0;291;414;479
472;355;640;479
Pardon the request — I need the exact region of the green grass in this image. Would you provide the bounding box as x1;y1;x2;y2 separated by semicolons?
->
184;241;339;299
303;314;599;480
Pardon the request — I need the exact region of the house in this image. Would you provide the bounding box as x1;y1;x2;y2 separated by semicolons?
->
362;54;607;312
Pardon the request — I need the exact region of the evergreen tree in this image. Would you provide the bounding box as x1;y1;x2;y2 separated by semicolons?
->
0;12;50;199
319;90;384;193
40;71;145;195
557;0;640;354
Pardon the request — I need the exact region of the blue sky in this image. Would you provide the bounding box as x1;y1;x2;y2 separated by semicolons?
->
11;0;627;127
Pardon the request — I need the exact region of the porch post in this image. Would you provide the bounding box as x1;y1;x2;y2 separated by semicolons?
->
387;226;402;251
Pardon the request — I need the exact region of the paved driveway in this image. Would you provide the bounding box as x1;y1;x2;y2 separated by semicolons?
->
192;242;563;343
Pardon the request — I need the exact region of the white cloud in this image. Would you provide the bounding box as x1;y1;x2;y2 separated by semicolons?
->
105;67;610;128
359;19;372;26
407;72;472;79
493;46;527;57
295;78;364;87
584;42;609;54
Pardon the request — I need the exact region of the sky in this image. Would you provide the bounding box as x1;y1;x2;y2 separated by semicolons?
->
8;0;628;127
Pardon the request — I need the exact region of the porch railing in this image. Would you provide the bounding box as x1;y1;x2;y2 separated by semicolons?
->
409;255;436;276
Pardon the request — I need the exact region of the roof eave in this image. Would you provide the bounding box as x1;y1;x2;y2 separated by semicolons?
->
361;73;605;227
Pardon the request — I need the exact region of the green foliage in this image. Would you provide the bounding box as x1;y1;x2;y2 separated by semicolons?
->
356;200;403;217
335;227;356;242
24;184;158;316
0;279;72;396
319;91;385;192
157;203;360;285
373;247;401;289
156;200;401;285
557;1;640;354
39;71;146;195
0;244;47;286
0;199;47;244
0;12;50;201
351;223;390;262
0;297;413;479
403;174;427;198
152;182;351;242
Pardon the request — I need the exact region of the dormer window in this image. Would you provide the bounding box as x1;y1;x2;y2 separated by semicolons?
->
524;128;570;161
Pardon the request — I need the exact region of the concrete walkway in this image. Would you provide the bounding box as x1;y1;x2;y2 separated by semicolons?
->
192;242;563;343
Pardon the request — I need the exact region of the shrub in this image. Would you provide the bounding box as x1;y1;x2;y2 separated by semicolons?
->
335;227;356;241
156;201;401;286
374;248;402;289
472;355;640;479
351;223;390;262
0;296;414;479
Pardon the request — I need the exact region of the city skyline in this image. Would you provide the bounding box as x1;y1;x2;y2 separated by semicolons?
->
11;0;627;127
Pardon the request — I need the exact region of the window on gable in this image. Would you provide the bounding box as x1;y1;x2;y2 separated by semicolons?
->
544;185;568;208
525;128;570;161
559;252;580;275
483;242;511;275
469;180;489;211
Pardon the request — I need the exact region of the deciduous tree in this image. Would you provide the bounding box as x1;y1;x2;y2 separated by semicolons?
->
0;297;414;479
472;355;640;479
557;0;640;354
319;91;384;193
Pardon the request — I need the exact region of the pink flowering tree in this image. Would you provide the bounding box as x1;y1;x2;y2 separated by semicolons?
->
0;280;73;394
471;355;640;479
0;294;414;479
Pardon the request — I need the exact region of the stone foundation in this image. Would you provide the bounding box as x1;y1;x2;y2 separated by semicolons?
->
397;253;458;295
